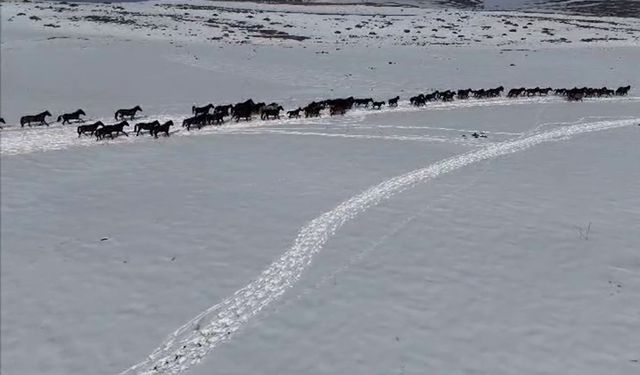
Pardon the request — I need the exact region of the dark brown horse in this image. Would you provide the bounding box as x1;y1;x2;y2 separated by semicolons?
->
616;85;631;96
329;103;348;116
214;105;232;117
287;108;302;118
96;121;129;140
115;106;142;120
371;101;385;109
232;106;253;122
192;103;214;116
57;109;86;124
134;120;160;136
354;98;373;107
20;111;51;127
183;114;207;130
77;121;103;137
304;104;322;118
152;120;174;138
260;105;284;120
205;112;225;125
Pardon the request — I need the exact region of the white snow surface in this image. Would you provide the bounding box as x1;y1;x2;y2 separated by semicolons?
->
1;1;640;375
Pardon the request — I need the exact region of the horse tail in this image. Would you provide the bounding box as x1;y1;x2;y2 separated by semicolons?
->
114;111;119;120
192;105;196;114
57;115;63;122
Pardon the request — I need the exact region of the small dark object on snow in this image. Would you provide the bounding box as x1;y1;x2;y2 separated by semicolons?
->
100;237;109;241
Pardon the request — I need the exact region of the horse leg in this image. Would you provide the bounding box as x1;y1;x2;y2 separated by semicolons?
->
122;130;129;137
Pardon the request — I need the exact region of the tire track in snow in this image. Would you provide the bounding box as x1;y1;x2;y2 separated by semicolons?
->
231;129;495;146
120;117;639;375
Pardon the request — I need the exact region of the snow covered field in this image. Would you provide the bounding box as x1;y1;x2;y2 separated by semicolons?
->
1;1;639;375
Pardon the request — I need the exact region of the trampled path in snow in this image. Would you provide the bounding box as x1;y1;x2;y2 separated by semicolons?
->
2;95;639;156
119;116;640;375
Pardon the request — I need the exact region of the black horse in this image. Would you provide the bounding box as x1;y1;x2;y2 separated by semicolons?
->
566;90;584;102
232;99;256;114
77;121;104;137
0;117;5;129
388;96;399;107
616;85;631;96
287;108;302;118
192;103;214;116
329;103;348;116
554;88;567;96
207;112;225;125
96;121;129;140
354;98;373;107
508;88;525;97
214;105;233;117
440;91;455;101
233;106;253;122
261;105;284;120
304;103;323;118
457;89;472;100
539;87;553;96
410;94;425;106
424;92;439;102
134;120;160;136
115;106;142;120
152;120;174;138
371;101;385;109
57;109;86;124
20;111;51;127
183;114;207;130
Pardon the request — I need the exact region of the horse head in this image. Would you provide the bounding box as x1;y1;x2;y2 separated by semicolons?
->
135;106;142;112
164;120;174;127
120;121;130;127
79;109;86;116
44;111;52;117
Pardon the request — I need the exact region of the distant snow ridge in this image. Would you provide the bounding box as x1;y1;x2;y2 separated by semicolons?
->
120;117;638;375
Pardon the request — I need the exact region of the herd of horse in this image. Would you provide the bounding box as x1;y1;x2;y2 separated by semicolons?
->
0;84;631;139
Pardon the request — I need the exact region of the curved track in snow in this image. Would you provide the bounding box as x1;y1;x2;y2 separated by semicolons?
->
120;117;639;375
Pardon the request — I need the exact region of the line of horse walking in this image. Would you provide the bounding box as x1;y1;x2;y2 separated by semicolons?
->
0;84;631;140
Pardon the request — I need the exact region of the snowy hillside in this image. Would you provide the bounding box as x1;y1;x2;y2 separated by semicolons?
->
1;1;639;375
